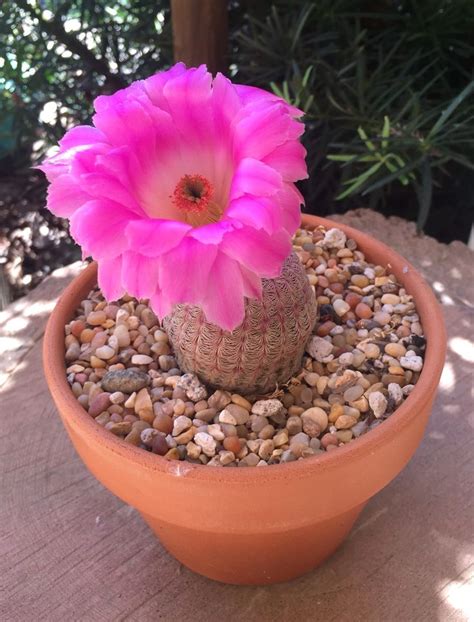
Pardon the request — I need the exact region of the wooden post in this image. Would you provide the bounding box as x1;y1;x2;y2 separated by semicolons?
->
171;0;228;75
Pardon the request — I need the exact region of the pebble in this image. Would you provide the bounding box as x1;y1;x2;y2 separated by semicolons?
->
385;343;406;358
223;436;241;454
194;432;217;457
87;311;106;325
333;299;350;317
176;374;207;401
343;384;364;402
400;355;423;372
66;224;425;466
231;394;252;410
140;428;158;446
305;336;333;362
152;434;169;456
208;389;232;410
355;302;372;319
335;415;357;430
388;382;404;405
368;391;388;418
88;392;111;418
131;354;153;365
95;345;116;360
251;399;284;418
301;407;328;433
101;369;149;393
224;404;250;425
172;415;193;436
323;228;346;249
373;311;391;326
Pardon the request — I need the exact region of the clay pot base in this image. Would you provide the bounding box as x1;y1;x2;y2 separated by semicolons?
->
44;215;446;584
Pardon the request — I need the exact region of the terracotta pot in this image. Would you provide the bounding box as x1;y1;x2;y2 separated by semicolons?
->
43;215;446;585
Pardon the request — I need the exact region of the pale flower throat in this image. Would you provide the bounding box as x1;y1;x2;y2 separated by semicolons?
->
172;174;223;227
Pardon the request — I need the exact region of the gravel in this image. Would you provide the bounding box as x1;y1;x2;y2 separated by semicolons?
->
63;224;426;466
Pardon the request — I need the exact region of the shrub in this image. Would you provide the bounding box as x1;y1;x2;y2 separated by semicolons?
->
232;0;474;232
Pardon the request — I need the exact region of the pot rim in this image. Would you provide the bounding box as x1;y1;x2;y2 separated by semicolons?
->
43;214;447;482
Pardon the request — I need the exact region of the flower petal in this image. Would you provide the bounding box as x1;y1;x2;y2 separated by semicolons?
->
126;219;191;257
263;141;308;182
240;265;263;300
201;252;245;331
235;84;304;118
121;251;160;299
143;63;188;112
230;158;282;200
46;174;91;217
70;199;137;259
97;255;125;300
276;183;305;235
220;226;292;278
158;237;218;305
225;195;283;233
234;103;304;161
59;125;107;150
80;173;142;214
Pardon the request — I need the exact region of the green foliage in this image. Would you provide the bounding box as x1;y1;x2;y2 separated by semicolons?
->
233;0;474;231
0;0;172;169
1;0;472;232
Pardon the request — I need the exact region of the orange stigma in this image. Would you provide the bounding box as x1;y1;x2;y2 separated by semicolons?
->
172;174;222;227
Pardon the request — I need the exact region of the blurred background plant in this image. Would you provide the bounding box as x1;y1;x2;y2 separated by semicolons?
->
233;0;474;238
0;0;473;305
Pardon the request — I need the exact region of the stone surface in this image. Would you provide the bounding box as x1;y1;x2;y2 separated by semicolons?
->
1;211;473;620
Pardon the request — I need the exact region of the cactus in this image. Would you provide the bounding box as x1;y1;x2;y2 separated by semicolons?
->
163;253;317;395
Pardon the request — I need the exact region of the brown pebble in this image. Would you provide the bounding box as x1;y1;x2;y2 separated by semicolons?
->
286;416;303;435
335;415;358;430
88;392;111;417
195;408;217;422
345;292;362;309
355;302;373;319
153;413;173;434
321;433;339;449
152;434;169;455
105;421;132;436
223;436;241;454
71;320;86;338
259;424;275;440
124;428;142;445
87;311;107;326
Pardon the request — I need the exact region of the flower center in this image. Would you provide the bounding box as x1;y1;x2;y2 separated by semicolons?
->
172;174;222;227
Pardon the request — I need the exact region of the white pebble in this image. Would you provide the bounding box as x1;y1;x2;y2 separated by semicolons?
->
113;324;131;347
194;432;217;457
338;352;354;367
400;355;423;372
333;299;350;317
364;267;375;279
207;424;225;441
140;428;158;445
306;336;333;362
323;227;347;249
95;345;115;360
219;410;237;425
388;383;404;406
131;354;153;365
109;391;125;404
251;399;284;418
368;391;388;418
172;415;193;436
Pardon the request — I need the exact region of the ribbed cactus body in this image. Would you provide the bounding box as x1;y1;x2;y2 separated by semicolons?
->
163;253;317;395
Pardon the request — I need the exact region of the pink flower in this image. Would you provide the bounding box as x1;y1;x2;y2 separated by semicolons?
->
41;64;307;330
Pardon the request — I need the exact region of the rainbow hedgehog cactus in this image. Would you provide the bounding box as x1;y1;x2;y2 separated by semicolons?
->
41;64;317;394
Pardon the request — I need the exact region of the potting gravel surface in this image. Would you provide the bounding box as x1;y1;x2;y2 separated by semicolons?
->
64;225;426;466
